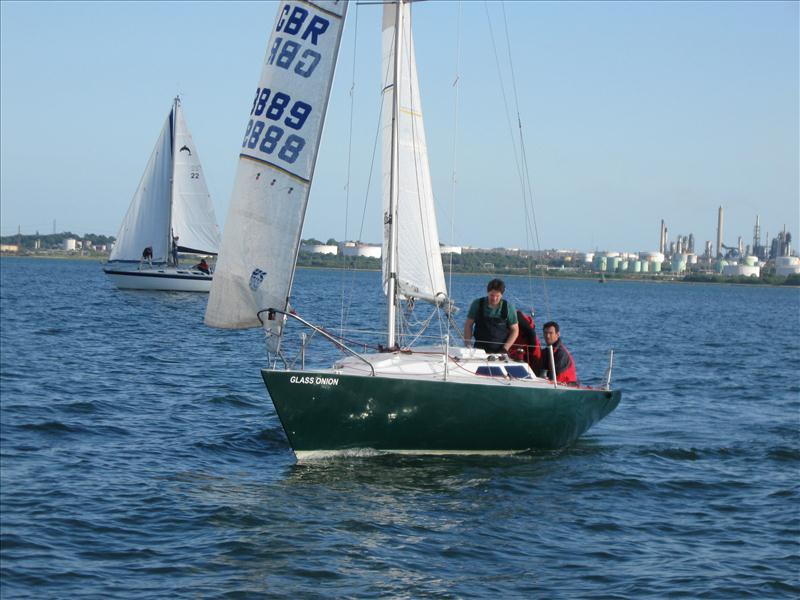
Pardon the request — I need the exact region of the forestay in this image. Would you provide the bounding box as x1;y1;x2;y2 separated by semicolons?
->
109;112;173;264
380;0;448;306
205;0;348;345
171;103;222;256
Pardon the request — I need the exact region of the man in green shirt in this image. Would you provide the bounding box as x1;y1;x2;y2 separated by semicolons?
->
463;278;519;354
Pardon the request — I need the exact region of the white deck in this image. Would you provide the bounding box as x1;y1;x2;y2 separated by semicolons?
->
326;345;566;390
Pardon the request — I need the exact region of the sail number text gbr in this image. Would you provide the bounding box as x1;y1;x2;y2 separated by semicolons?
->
241;4;334;171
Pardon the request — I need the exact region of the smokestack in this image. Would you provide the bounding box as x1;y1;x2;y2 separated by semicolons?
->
753;215;761;256
716;206;724;258
659;220;665;254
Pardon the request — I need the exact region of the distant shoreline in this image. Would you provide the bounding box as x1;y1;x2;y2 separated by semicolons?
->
1;253;107;262
3;254;796;287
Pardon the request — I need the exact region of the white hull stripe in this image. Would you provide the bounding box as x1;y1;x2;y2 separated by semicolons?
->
294;448;526;461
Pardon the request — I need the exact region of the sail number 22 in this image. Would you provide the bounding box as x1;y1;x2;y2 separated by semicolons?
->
242;86;312;164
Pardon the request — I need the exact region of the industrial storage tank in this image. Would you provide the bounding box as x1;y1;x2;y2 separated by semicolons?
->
640;251;665;263
723;263;760;277
775;256;800;276
301;244;338;255
608;257;621;272
743;255;758;267
671;254;687;274
620;260;629;272
341;243;382;258
650;260;662;273
629;260;642;273
592;255;608;271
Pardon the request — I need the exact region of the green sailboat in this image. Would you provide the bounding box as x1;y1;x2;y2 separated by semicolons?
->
206;0;620;460
262;349;619;459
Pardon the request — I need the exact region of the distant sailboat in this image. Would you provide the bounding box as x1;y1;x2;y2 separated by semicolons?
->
206;0;620;459
104;97;221;292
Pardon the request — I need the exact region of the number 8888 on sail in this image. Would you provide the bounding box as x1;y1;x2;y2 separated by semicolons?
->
241;87;313;165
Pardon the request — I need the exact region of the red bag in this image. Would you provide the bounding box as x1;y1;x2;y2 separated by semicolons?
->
510;310;542;372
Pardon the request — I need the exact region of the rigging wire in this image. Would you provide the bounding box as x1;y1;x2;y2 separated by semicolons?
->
340;1;360;341
335;2;551;352
500;1;551;321
448;0;462;343
482;2;524;201
337;5;393;347
403;1;442;338
484;1;551;321
398;0;453;348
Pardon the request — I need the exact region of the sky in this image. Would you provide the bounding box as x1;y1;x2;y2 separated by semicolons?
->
1;0;797;253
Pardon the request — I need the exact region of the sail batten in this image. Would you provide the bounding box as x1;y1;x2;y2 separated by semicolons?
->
205;0;349;339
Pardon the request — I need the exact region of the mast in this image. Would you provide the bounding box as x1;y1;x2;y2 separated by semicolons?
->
167;96;178;265
386;0;403;349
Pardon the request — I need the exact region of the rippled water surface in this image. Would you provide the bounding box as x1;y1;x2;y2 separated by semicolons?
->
1;257;798;598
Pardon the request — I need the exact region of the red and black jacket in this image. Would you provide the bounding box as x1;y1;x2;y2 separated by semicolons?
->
543;338;577;384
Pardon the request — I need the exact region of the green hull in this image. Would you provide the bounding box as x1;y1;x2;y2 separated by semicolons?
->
262;370;620;456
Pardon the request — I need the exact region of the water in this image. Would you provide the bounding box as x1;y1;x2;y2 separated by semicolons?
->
1;257;798;599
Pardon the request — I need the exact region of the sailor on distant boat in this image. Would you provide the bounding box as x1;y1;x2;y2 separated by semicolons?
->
464;278;519;354
140;246;153;268
171;235;179;266
194;258;211;274
542;321;578;384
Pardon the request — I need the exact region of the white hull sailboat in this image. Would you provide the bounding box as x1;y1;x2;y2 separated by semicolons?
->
206;0;619;459
103;267;213;292
104;97;221;292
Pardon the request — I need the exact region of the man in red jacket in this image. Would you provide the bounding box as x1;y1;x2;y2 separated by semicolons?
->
542;321;578;384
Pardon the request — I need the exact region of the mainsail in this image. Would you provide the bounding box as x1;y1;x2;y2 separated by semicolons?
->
205;0;348;341
109;99;220;263
381;0;448;306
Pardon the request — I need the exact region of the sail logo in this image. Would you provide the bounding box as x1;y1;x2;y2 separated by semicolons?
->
290;376;339;386
249;268;267;291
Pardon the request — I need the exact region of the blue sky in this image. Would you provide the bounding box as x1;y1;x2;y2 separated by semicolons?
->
1;0;797;253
